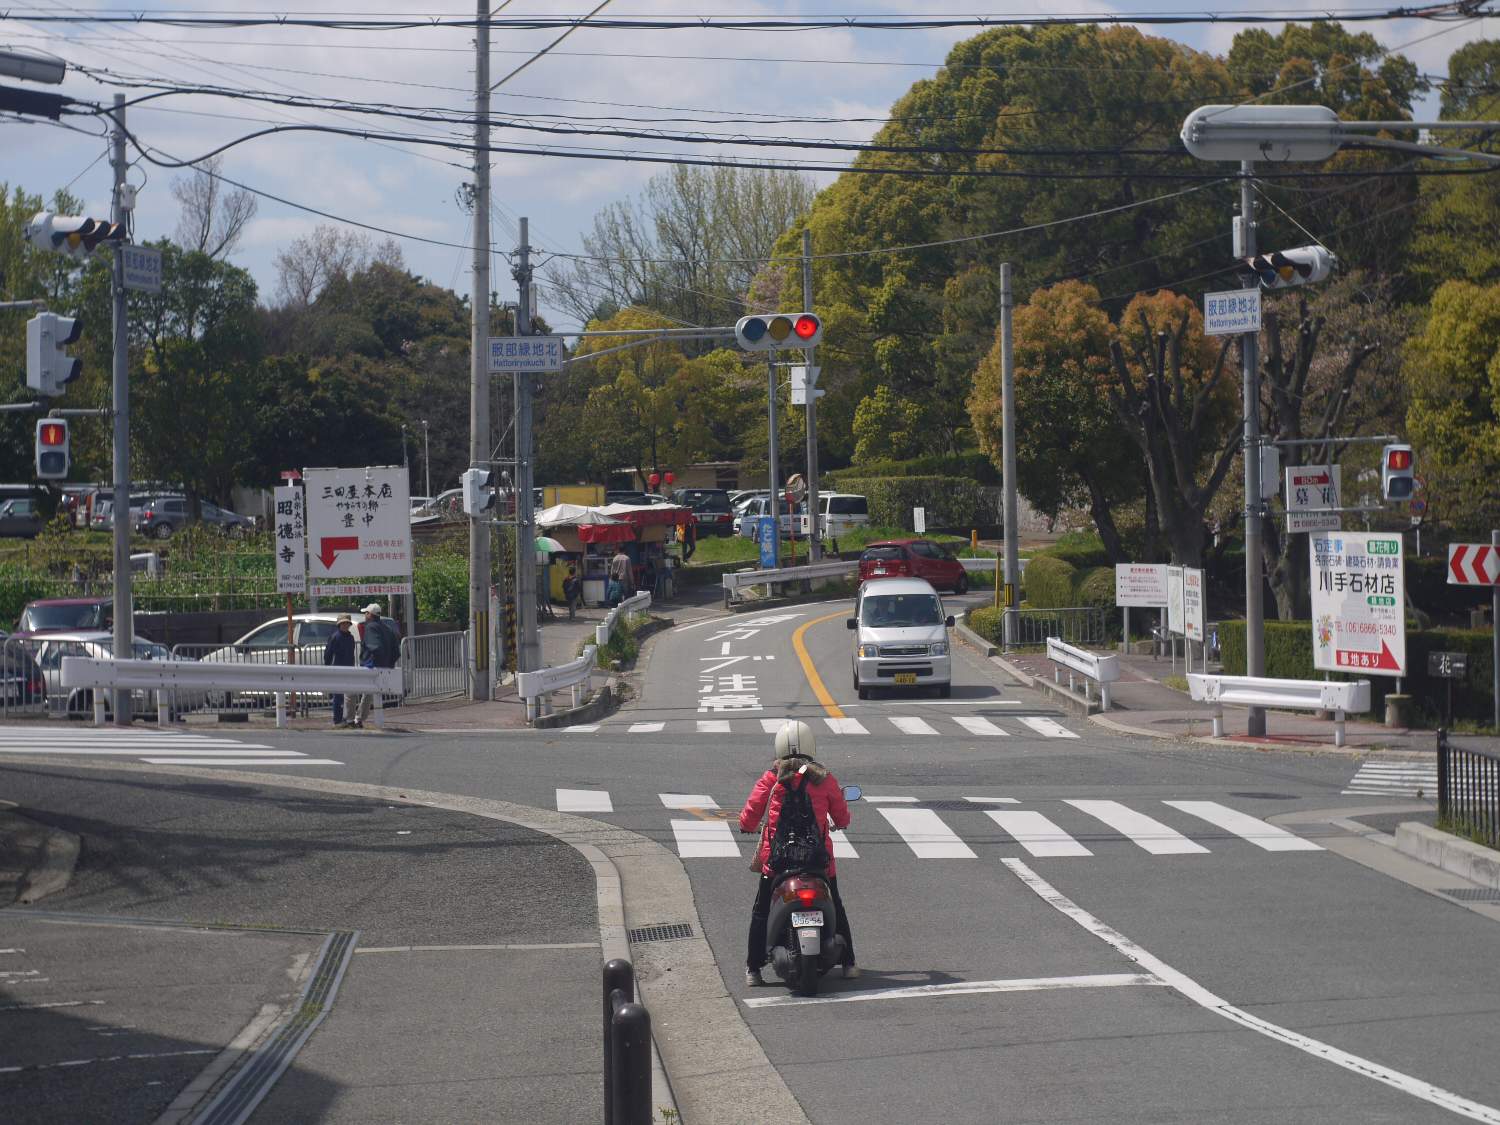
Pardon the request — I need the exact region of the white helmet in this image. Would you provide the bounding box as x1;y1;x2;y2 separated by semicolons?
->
774;719;817;760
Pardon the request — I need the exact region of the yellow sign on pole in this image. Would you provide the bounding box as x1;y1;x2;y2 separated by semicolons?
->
1003;582;1015;608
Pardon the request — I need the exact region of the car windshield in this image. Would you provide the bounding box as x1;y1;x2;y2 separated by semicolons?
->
23;604;107;631
694;495;730;513
862;547;904;561
860;594;943;628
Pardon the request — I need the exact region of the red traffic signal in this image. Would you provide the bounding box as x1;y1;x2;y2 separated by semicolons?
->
1385;448;1412;471
35;418;70;479
38;421;66;445
735;312;823;352
1380;443;1414;501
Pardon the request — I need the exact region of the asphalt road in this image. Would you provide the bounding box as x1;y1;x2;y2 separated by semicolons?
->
3;592;1498;1123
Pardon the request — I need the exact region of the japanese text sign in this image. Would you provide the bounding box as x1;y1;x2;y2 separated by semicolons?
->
1167;566;1185;635
304;466;411;582
1311;533;1405;676
1285;464;1342;534
488;335;564;373
1115;563;1168;607
1203;288;1261;336
1183;567;1205;642
273;484;306;594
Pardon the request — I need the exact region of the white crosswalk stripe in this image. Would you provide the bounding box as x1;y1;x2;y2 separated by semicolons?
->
1342;761;1438;797
0;727;340;767
659;793;741;857
1019;717;1078;739
627;722;665;734
1163;800;1323;852
556;788;613;813
554;714;1082;739
953;716;1009;737
986;810;1092;857
1064;800;1210;855
877;808;977;859
824;718;868;735
759;719;787;734
889;716;938;736
696;720;731;734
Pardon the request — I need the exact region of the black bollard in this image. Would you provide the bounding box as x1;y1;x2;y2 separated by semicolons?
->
602;959;633;1125
611;1000;652;1125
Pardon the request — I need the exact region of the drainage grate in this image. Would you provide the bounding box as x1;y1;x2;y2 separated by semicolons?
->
629;922;694;943
923;800;984;812
1439;888;1500;903
1229;792;1298;801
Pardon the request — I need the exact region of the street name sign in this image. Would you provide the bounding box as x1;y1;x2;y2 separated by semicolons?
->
1284;464;1342;533
1447;543;1500;586
121;245;162;293
1311;532;1405;676
273;484;306;595
304;466;411;596
1115;563;1168;607
1203;288;1261;336
1183;567;1205;642
488;335;564;373
1167;566;1185;635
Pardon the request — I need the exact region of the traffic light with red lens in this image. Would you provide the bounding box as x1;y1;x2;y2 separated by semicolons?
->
35;418;70;479
1380;443;1414;501
735;313;822;351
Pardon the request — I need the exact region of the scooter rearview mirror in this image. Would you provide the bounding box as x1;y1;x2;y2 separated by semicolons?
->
842;784;862;802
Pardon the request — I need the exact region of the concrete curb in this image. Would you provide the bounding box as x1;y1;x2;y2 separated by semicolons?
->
0;757;809;1125
0;809;81;905
988;652;1037;689
1088;710;1428;759
954;620;996;658
1395;822;1500;890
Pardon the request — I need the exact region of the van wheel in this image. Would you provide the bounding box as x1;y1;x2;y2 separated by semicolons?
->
857;685;870;700
937;683;952;699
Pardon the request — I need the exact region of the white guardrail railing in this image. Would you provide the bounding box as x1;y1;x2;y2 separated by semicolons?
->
722;560;857;605
517;644;597;723
1046;637;1121;710
60;656;403;730
1188;674;1371;747
597;591;651;648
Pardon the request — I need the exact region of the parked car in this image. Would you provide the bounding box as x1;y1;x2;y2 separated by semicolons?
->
669;487;736;537
735;496;803;539
858;539;969;594
13;597;115;636
848;577;954;699
197;613;377;708
0;497;43;539
136;495;249;539
0;639;47;711
26;631;197;718
798;493;870;540
91;493;153;532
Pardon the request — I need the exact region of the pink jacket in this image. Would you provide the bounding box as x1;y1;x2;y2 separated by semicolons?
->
738;761;850;878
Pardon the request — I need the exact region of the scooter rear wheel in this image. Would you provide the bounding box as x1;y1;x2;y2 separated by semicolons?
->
792;949;820;997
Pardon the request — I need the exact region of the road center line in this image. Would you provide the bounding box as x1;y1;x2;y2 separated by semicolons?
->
744;972;1162;1009
791;610;849;720
1002;858;1500;1124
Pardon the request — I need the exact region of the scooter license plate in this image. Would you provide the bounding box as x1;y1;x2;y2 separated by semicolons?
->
893;673;918;685
790;910;823;928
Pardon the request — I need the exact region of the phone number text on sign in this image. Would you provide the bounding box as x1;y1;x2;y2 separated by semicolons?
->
1310;533;1406;677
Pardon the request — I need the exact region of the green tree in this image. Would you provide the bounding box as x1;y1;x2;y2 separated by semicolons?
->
852;385;922;464
1405;279;1500;534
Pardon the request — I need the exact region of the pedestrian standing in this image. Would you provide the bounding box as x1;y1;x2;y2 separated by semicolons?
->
324;614;355;727
354;602;396;727
608;547;632;606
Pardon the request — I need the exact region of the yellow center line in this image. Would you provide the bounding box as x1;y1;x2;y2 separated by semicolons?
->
792;610;849;719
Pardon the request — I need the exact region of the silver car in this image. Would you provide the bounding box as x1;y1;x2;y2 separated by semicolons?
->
848;578;954;699
196;613;369;709
27;630;202;718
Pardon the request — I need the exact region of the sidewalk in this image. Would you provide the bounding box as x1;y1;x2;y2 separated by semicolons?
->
998;647;1500;756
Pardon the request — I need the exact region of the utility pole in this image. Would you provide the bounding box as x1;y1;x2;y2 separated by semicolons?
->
467;0;492;701
109;93;131;726
1239;162;1266;735
801;229;821;561
767;353;780;565
999;262;1019;650
513;217;539;674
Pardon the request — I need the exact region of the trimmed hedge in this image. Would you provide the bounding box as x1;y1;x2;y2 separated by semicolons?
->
829;475;992;531
1076;566;1117;611
1219;619;1495;723
967;605;1002;643
826;452;1000;486
1022;555;1076;608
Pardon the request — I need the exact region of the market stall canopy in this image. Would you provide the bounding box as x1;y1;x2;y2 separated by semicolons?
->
535;502;635;544
597;503;693;528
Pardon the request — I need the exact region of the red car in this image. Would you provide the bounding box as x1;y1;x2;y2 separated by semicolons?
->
858;539;969;594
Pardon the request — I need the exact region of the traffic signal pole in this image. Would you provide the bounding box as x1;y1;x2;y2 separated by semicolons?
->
802;229;820;562
513;218;539;674
109;93;132;726
1240;162;1266;736
468;0;492;701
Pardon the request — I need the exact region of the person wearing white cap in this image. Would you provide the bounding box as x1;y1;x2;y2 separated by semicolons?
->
354;603;396;727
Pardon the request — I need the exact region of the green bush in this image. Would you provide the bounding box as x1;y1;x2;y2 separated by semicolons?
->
1076;566;1117;611
1022;555;1076;608
0;563;67;628
832;476;992;532
826;452;1000;486
966;606;1003;644
1035;531;1112;570
413;550;469;624
1408;555;1495;624
1219;619;1495;724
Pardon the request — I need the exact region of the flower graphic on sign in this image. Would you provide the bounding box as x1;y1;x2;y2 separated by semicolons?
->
1316;614;1334;650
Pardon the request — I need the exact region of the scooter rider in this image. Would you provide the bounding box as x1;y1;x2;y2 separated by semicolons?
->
738;720;857;986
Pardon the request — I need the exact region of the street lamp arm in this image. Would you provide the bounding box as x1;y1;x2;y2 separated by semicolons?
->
1344;136;1500;163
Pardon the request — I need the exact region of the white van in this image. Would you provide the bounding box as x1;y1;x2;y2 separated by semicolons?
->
798;493;869;539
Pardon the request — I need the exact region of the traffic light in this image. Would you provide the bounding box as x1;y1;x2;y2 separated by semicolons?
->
734;313;822;352
35;418;69;479
23;211;127;261
461;467;496;516
1380;444;1415;501
1240;245;1336;290
25;313;82;397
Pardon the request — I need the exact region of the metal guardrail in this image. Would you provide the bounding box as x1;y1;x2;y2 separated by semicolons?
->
722;559;856;605
1046;637;1120;710
1188;674;1370;747
1010;607;1107;648
171;641;329;718
602;959;652;1125
401;631;466;702
517;644;598;722
1438;730;1499;850
597;591;651;648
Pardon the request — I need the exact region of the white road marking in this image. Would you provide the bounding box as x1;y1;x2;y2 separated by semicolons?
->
830;829;858;859
760;718;787;734
695;720;731;734
1064;800;1209;855
886;700;1022;706
562;724;600;733
0;999;105;1012
889;716;937;736
0;746;284;756
627;722;666;733
555;788;613;814
878;808;977;859
986;810;1092;857
963;796;1020;805
863;796;918;804
669;820;741;858
824;718;868;735
744;972;1161;1009
1342;762;1439;797
0;1047;218;1076
660;793;718;810
953;716;1008;736
140;758;344;766
1003;858;1500;1124
1018;717;1078;739
1163;800;1323;852
354;942;598;954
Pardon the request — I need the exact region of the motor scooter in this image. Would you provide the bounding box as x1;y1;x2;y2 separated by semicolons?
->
763;784;861;997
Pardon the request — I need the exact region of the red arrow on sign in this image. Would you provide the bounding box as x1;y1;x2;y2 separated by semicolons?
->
1448;543;1500;585
318;535;359;569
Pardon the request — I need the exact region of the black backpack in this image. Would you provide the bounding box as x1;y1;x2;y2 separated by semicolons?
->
768;769;827;875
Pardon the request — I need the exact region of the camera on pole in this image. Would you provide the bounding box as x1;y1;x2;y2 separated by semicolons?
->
25;312;83;397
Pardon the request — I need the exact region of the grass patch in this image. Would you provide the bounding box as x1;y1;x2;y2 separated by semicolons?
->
582;613;642;668
1161;675;1189;693
1436;816;1499;852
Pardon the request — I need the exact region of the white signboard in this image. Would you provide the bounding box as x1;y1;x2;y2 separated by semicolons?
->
121;245;162;293
1167;565;1185;635
913;507;926;534
273;484;306;595
789;366;824;405
1203;288;1261;336
1285;464;1342;533
1310;532;1405;677
488;335;564;373
1115;563;1168;607
1183;567;1205;642
304;467;412;592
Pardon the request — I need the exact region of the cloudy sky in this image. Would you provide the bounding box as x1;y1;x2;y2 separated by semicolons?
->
3;2;1493;331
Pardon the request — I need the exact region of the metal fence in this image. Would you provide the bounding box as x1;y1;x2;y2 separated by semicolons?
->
401;631;466;702
1010;607;1108;648
0;637;50;719
1437;730;1499;851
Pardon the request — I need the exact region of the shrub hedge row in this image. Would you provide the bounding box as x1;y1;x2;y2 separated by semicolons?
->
826;452;1000;487
830;476;993;531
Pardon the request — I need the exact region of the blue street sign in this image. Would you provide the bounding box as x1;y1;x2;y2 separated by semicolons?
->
758;516;779;570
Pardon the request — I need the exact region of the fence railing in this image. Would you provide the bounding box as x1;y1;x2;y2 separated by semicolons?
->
0;637;50;719
1010;607;1108;648
1046;637;1120;710
1438;730;1499;851
597;591;651;649
722;559;856;605
401;631;466;702
517;645;598;723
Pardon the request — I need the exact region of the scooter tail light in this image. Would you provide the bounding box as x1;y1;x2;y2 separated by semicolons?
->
796;888;818;906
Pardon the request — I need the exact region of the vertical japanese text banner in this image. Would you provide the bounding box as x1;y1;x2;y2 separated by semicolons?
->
274;484;306;595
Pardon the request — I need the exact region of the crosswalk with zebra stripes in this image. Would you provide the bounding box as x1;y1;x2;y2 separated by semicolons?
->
1341;760;1438;798
560;714;1080;739
0;726;342;767
553;789;1326;860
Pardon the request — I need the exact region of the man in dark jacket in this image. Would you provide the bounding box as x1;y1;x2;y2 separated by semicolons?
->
354;603;396;727
323;614;355;727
